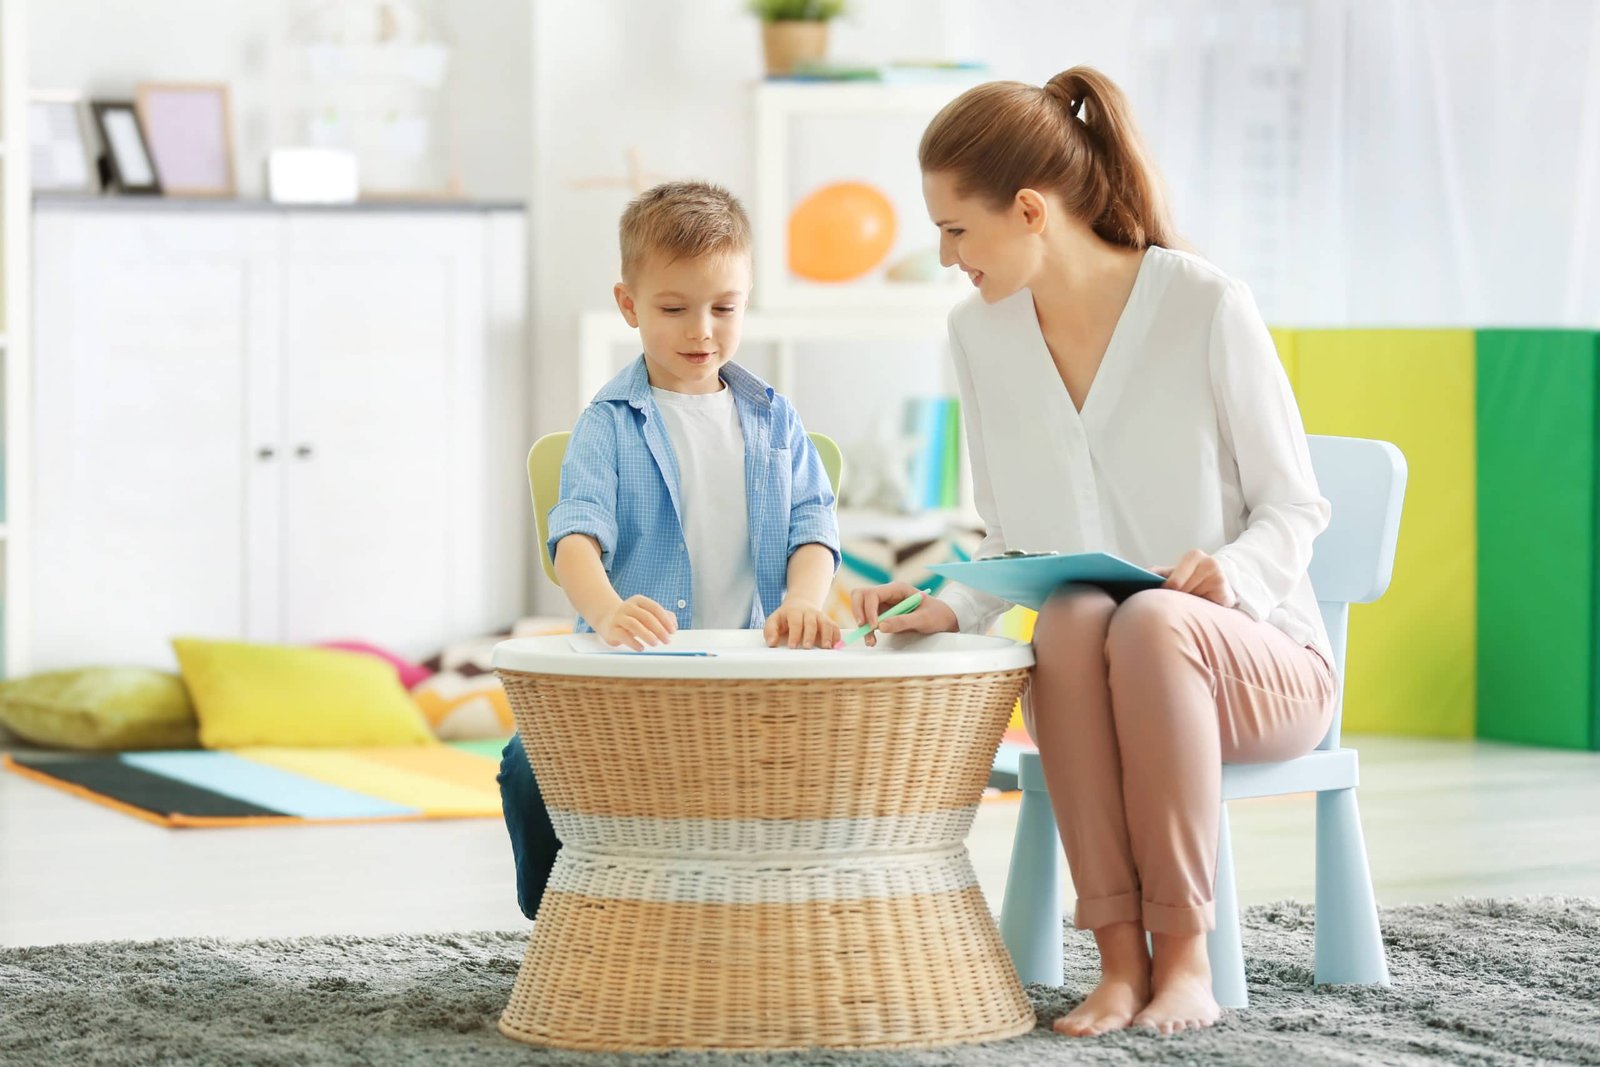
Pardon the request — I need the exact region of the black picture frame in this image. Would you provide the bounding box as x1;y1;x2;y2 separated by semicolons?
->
90;100;162;195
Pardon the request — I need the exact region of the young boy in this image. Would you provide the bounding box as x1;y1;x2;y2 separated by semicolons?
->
497;180;842;920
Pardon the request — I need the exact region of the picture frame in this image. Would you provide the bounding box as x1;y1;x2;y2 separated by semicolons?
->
90;100;162;195
29;91;98;195
135;82;237;198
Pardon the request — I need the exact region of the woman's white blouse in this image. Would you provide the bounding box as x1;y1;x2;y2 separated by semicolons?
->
940;245;1332;658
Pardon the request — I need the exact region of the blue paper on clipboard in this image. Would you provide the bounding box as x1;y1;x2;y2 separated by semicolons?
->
925;552;1165;611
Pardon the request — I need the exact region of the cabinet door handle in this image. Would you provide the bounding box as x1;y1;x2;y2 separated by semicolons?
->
295;444;315;460
256;446;277;461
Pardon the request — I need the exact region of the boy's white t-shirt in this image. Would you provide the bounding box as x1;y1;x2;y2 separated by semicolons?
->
651;384;757;629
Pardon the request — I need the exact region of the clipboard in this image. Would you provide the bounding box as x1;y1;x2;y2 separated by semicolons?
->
926;552;1165;611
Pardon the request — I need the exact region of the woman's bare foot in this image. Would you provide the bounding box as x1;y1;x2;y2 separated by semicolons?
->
1053;921;1151;1037
1133;931;1221;1035
1055;975;1150;1037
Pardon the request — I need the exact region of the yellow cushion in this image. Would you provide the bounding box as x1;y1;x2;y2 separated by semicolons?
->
173;638;436;749
1293;329;1477;738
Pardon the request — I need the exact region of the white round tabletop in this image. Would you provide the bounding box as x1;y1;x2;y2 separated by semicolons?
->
491;629;1035;680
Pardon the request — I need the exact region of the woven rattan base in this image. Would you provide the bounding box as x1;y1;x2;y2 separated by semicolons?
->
498;882;1036;1051
495;661;1035;1051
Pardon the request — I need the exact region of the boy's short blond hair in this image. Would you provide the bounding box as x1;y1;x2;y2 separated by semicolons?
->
619;180;752;282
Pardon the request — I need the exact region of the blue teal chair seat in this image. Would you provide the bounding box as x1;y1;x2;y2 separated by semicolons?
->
527;430;844;587
997;434;1407;1008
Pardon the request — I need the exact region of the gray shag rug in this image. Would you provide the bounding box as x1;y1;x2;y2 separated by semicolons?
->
3;898;1598;1066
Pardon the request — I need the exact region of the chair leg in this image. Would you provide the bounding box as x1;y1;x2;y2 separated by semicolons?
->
1206;802;1249;1008
999;754;1064;986
1314;788;1390;986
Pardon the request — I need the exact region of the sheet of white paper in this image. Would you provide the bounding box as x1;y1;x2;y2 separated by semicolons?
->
564;635;720;656
563;635;843;657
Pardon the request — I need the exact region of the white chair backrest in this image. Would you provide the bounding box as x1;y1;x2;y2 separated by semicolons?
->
1306;435;1408;749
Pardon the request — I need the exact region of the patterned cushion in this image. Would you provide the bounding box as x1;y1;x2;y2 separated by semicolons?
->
824;526;985;628
415;616;573;740
411;672;515;740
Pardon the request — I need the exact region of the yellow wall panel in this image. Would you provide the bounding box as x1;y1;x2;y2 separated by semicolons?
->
1294;330;1476;738
1270;327;1299;394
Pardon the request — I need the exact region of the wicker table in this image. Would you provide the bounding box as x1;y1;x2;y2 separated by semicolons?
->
492;629;1037;1052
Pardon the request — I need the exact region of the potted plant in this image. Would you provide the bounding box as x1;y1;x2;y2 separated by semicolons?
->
750;0;846;77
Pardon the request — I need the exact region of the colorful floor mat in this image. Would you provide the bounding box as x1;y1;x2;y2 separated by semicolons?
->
5;734;1030;828
1;740;510;828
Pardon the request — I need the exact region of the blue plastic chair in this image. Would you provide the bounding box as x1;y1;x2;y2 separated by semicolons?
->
997;435;1407;1008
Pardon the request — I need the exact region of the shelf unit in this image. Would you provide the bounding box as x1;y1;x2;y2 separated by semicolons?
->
576;80;989;405
1;0;30;677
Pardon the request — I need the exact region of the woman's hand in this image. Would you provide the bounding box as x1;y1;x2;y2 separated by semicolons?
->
764;597;841;649
1152;550;1237;607
595;595;677;650
849;582;959;647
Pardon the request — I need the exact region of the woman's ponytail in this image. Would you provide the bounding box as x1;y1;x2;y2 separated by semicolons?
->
920;65;1176;250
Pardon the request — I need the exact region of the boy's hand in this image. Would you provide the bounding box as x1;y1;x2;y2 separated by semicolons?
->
764;597;841;650
850;582;959;646
1152;550;1237;607
595;595;678;651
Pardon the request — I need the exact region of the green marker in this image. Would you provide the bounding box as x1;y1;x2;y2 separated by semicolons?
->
840;591;925;646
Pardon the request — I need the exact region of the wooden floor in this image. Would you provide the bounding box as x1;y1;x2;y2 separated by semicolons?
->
1;735;1596;947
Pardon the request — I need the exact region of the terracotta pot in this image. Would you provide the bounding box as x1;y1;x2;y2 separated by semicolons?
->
761;20;829;77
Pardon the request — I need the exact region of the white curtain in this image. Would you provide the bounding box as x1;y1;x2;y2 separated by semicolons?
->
965;0;1600;326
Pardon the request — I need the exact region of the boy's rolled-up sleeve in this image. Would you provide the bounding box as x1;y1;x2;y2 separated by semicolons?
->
784;405;841;568
546;407;621;569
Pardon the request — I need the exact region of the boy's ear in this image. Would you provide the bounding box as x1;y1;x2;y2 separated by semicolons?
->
614;282;640;328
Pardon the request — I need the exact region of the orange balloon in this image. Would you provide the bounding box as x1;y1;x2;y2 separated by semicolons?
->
788;181;897;283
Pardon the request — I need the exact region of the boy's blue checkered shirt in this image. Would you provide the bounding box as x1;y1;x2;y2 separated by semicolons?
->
546;356;841;633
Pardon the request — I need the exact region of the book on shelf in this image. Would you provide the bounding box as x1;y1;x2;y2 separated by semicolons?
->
902;395;961;512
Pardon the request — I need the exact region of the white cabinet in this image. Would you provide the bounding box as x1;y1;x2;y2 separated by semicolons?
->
2;0;33;678
29;202;527;670
279;215;488;655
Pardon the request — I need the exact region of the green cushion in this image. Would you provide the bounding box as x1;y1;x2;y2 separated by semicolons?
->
0;668;199;751
1476;330;1600;750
